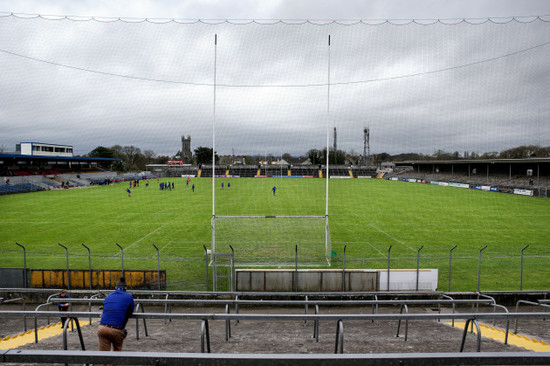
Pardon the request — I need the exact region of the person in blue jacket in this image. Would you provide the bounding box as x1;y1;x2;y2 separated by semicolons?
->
97;277;135;352
57;289;71;327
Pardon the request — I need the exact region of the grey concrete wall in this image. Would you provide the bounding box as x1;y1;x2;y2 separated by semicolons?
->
236;269;379;292
0;268;29;288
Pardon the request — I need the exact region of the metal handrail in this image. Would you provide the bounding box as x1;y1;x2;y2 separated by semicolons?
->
460;319;481;352
334;319;344;354
32;302;53;344
313;304;320;342
134;303;148;340
514;300;550;334
396;304;409;341
439;294;454;325
164;293;171;324
62;317;85;351
4;350;550;365
7;310;545;322
200;319;211;353
48;297;497;307
225;304;231;341
3;310;548;355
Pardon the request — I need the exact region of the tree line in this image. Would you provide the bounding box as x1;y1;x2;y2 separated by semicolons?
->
87;144;550;172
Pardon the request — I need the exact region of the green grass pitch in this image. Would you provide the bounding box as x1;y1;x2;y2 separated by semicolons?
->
1;177;549;291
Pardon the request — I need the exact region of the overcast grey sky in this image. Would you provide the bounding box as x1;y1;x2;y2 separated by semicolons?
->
0;0;549;157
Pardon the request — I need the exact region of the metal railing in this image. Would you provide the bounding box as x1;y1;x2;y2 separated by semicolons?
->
3;349;550;365
46;295;500;343
1;310;548;355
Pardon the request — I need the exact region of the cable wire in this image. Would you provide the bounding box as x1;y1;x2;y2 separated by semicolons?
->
0;38;548;88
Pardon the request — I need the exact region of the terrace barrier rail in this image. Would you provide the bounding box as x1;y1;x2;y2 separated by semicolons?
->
3;350;550;365
1;310;550;356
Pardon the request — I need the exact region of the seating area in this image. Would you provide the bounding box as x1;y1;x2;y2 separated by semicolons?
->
8;169;65;176
0;182;46;195
386;171;550;198
154;164;374;178
328;166;350;177
291;166;319;177
389;171;550;189
200;166;227;178
40;180;61;189
351;167;377;177
230;165;258;177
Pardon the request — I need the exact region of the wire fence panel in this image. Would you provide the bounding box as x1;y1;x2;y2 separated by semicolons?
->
1;244;549;291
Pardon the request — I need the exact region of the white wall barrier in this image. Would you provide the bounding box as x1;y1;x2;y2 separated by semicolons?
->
377;269;439;291
235;268;438;292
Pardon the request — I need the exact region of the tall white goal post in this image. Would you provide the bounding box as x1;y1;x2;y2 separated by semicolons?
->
210;35;333;266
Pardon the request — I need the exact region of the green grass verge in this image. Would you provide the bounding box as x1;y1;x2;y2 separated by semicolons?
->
1;177;549;291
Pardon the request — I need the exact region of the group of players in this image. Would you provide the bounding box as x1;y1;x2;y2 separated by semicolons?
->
126;177;195;197
124;177;277;197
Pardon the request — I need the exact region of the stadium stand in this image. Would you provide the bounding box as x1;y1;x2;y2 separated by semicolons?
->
289;165;319;177
352;166;377;178
200;166;228;178
328;165;351;177
229;165;258;177
264;165;289;177
0;182;46;195
40;180;61;189
388;171;550;190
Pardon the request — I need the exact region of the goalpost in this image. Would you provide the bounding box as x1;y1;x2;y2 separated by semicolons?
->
213;215;331;266
210;34;333;266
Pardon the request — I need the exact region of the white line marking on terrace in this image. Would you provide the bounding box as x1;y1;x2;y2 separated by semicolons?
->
368;224;415;252
124;224;169;251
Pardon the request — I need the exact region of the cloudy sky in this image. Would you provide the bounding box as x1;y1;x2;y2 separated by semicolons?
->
0;0;549;157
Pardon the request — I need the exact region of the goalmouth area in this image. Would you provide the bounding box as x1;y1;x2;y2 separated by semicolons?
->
213;215;330;266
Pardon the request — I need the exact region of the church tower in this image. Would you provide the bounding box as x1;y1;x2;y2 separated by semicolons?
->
181;135;192;162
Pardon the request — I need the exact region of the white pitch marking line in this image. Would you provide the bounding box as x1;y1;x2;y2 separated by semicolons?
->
368;224;416;252
158;241;172;253
365;241;386;257
124;224;169;251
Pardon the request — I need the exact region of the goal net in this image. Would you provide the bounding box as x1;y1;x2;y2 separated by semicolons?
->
213;216;330;266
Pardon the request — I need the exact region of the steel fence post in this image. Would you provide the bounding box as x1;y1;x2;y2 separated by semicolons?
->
116;243;124;278
15;242;27;330
387;245;392;292
416;245;424;291
448;245;457;292
153;244;160;291
342;245;347;291
520;245;529;291
203;245;209;291
229;245;235;292
295;245;298;292
16;242;27;288
477;245;487;293
58;243;70;290
81;244;92;290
